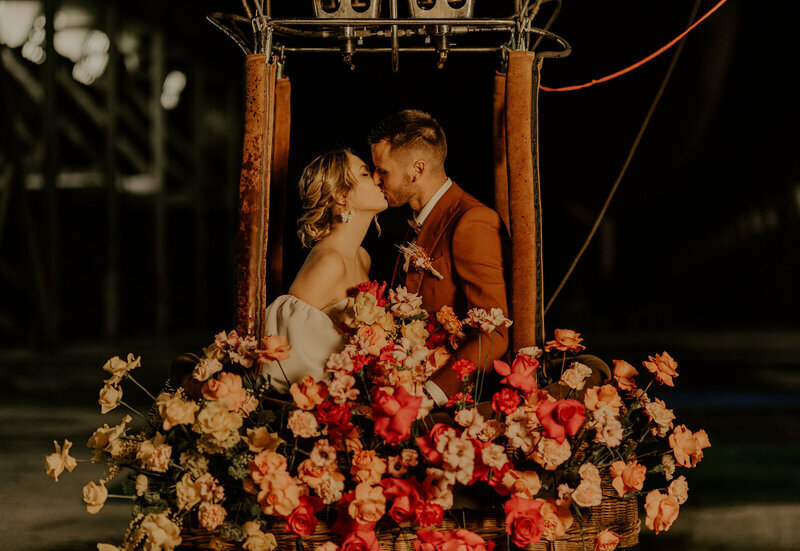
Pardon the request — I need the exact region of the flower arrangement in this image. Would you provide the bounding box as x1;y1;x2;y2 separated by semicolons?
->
45;282;709;551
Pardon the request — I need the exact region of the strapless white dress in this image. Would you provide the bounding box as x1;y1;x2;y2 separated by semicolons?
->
260;294;348;394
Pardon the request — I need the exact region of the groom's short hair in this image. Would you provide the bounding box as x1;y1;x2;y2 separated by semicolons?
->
368;109;447;165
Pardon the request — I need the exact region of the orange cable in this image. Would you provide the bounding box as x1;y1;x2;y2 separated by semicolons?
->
540;0;729;92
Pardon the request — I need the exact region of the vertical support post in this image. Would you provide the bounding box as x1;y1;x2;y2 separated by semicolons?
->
151;30;168;337
505;50;545;349
492;70;510;233
268;74;291;299
235;55;277;338
104;4;120;339
43;0;59;346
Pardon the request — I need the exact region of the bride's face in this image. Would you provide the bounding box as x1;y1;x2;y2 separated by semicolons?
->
345;152;388;214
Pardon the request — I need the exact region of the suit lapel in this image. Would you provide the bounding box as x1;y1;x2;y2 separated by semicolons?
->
406;183;465;294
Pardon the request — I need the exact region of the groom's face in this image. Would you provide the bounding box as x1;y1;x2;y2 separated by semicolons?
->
371;140;415;208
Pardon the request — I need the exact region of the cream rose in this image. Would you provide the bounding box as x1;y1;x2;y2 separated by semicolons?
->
243;522;278;551
139;513;182;551
245;427;283;453
156;392;200;430
98;384;122;414
538;499;573;541
195;400;244;441
348;482;386;523
87;415;132;462
45;439;78;482
176;473;203;510
102;353;140;385
83;480;108;514
400;319;429;343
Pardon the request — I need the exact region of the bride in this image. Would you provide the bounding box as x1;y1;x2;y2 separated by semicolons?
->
261;148;388;393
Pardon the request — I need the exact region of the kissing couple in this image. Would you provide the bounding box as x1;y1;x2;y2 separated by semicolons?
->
261;108;510;407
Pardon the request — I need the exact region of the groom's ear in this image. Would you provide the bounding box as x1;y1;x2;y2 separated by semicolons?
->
412;159;426;181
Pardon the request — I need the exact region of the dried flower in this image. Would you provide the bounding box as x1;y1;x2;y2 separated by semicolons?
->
45;439;78;482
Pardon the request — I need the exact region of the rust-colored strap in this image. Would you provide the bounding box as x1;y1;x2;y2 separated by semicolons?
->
492;71;510;234
505;51;545;350
268;76;291;300
236;55;277;338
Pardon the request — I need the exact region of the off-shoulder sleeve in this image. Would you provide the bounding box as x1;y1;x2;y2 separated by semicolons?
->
260;295;347;394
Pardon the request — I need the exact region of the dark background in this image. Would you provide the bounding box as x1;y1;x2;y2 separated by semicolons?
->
0;1;798;549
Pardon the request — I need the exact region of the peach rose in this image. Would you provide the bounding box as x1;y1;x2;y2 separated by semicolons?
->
538;499;573;541
198;502;227;531
156;392;200;430
532;438;572;470
612;360;638;391
644;490;680;534
502;470;542;499
584;385;623;414
669;425;711;467
245;427;283;453
401;319;429;343
45;439;78;482
83;480;108;514
202;372;247;412
288;410;320;439
643;351;678;387
560;362;592;391
257;334;292;363
645;398;675;437
594;529;621;551
610;460;647;497
195;400;244;440
545;329;586;353
668;475;689;504
436;305;463;334
257;470;301;516
350;450;387;485
356;324;389;356
139;512;182;551
290;376;329;411
249;450;288;485
348;482;386;524
98;384;122;414
137;433;172;473
102;353;140;385
193;357;223;381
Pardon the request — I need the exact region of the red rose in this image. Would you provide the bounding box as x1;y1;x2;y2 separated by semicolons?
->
285;496;324;536
536;399;586;444
380;477;423;523
445;393;474;408
372;386;422;445
425;330;448;349
341;530;382;551
492;388;522;415
493;355;539;393
415;423;454;466
413;502;444;527
332;492;376;536
414;529;495;551
316;400;352;427
504;496;545;547
452;359;478;382
352;281;388;306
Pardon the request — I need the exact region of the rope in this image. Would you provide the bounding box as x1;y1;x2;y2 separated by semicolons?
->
544;0;704;315
540;0;728;92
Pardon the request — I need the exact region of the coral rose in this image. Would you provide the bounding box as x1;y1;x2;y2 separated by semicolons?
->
610;460;647;497
493;355;538;393
414;529;495;551
286;496;324;536
82;480;108;514
595;529;621;551
669;425;711;467
644;490;680;534
643;351;678;387
504;496;545;547
545;329;585;353
612;360;638;391
202;372;248;412
372;386;422;445
340;531;381;551
256;470;301;516
536;399;586;443
380;477;423;523
290;376;329;411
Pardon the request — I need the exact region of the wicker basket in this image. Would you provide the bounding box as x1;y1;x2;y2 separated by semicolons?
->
178;476;638;551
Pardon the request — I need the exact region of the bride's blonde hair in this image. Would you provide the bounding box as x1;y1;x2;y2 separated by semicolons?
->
297;148;357;249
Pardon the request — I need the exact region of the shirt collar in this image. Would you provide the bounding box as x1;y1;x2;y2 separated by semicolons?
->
414;178;452;227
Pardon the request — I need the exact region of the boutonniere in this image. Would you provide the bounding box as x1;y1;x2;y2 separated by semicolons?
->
397;242;443;280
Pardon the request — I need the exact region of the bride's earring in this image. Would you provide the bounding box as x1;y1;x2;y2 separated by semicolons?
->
340;208;355;223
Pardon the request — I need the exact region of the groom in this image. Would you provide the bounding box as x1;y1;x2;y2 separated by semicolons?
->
369;109;510;405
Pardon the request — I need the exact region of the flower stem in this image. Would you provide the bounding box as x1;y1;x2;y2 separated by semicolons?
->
125;373;158;401
118;400;149;421
107;494;136;500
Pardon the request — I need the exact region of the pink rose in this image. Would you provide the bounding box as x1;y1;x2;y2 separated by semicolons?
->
504;496;545;547
536;399;586;443
372;386;422;445
493;355;539;393
286;496;324;536
380;477;423;523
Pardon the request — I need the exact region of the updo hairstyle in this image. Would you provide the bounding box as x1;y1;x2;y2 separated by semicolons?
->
297;148;357;249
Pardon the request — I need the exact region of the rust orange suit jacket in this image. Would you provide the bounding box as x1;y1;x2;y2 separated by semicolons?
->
392;182;510;397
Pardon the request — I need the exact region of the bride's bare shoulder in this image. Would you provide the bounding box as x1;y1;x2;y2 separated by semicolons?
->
288;248;347;309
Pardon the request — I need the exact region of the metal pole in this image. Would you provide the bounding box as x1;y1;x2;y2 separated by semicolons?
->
43;0;59;346
104;4;120;339
192;58;208;329
151;30;168;337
